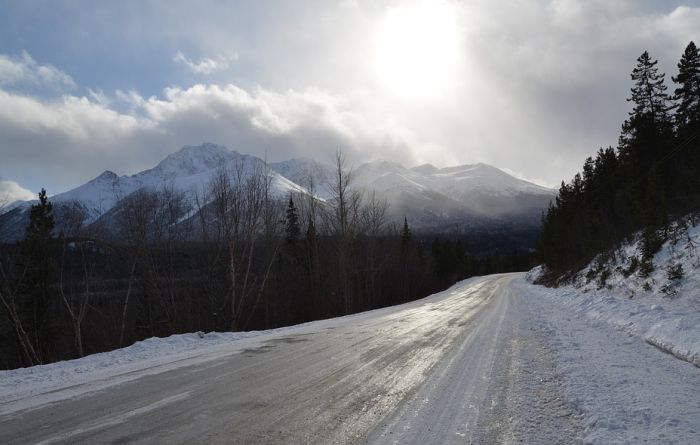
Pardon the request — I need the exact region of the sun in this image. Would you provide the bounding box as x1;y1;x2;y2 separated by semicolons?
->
373;1;460;99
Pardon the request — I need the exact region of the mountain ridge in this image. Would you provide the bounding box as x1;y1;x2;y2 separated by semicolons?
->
0;143;555;241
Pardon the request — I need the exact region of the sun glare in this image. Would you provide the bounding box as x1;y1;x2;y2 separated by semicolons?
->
373;2;460;99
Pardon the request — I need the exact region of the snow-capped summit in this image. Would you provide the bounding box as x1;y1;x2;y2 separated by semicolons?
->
427;163;553;197
411;163;439;175
149;143;238;177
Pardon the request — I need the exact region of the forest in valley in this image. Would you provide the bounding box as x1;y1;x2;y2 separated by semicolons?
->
538;42;700;281
0;154;533;370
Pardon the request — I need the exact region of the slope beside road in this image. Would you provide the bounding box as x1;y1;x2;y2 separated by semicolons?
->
1;273;698;444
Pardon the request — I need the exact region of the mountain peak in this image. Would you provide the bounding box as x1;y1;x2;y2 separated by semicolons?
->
94;170;119;181
155;143;237;176
179;142;231;153
411;163;439;175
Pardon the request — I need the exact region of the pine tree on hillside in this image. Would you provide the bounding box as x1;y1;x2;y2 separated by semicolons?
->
17;188;56;363
25;188;55;244
619;51;673;163
672;41;700;136
619;51;674;221
401;216;412;247
672;42;700;206
21;188;56;281
285;195;300;245
626;51;672;126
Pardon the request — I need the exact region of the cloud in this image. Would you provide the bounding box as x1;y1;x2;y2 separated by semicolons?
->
0;51;76;90
0;180;34;205
173;50;237;75
0;81;430;195
1;2;699;194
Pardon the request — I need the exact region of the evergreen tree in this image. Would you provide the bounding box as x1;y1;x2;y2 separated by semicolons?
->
619;51;674;221
285;195;300;245
305;218;317;243
619;51;673;168
672;42;700;207
625;51;672;127
401;216;412;247
25;188;55;244
21;188;56;281
17;188;56;363
672;41;700;136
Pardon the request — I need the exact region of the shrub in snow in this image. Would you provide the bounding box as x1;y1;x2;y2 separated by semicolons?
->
667;264;684;281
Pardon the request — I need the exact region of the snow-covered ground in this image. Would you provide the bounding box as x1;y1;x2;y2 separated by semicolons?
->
520;218;700;443
515;276;700;444
529;218;700;368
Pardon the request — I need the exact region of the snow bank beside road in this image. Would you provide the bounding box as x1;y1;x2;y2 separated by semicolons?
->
514;277;700;444
529;219;700;367
0;331;261;410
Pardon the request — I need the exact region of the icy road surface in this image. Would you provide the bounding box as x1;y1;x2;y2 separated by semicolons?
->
1;273;698;444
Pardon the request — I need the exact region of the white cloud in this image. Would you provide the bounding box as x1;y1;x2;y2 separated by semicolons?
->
173;50;237;75
0;51;76;90
0;81;429;194
0;180;34;205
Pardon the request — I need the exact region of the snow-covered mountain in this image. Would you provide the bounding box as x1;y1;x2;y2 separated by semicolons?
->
0;143;556;241
0;143;309;241
270;157;556;228
5;143;305;223
268;158;335;199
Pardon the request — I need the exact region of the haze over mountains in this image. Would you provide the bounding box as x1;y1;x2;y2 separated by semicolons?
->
0;143;555;242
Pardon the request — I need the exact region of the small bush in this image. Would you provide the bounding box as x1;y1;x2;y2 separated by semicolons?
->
597;268;611;289
639;259;654;278
624;256;639;277
667;263;684;281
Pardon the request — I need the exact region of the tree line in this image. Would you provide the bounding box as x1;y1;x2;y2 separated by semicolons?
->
0;152;534;369
538;42;700;279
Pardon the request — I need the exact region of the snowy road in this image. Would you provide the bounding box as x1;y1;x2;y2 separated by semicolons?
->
1;273;698;444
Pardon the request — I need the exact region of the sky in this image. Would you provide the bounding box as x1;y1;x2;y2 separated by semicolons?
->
0;0;699;202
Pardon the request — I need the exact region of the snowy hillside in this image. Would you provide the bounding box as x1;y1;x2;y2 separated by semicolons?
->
529;216;700;367
268;157;335;199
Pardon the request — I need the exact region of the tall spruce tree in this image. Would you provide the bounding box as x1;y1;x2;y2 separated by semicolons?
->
672;41;700;136
18;188;56;362
285;195;300;245
618;51;673;220
25;188;55;244
672;42;700;208
22;188;55;281
626;51;672;125
619;51;673;162
401;216;412;247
